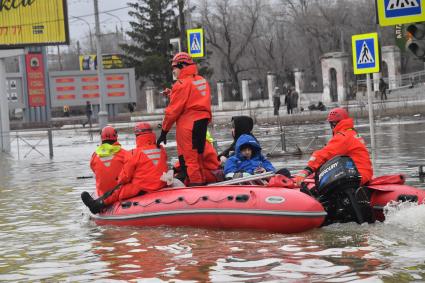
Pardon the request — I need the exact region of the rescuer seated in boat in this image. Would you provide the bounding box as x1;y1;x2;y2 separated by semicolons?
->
173;130;223;185
218;116;256;165
224;134;275;179
294;107;373;186
81;122;168;214
89;126;130;197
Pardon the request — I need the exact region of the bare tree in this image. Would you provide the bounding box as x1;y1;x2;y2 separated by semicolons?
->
200;0;262;93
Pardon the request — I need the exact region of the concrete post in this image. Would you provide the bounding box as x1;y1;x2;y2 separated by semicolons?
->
373;72;381;93
217;81;224;111
320;52;349;104
241;79;250;109
382;46;401;89
294;68;304;107
146;87;156;114
267;72;276;107
0;58;11;153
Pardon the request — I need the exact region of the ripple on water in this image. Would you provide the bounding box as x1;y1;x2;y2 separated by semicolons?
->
1;119;425;281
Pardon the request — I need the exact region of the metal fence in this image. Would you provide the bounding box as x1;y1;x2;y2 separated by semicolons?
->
222;81;242;102
356;70;425;91
249;80;268;101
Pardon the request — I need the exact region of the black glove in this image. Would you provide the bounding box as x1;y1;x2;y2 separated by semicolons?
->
156;130;168;148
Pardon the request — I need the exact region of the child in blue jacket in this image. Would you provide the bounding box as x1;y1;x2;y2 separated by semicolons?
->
224;134;275;178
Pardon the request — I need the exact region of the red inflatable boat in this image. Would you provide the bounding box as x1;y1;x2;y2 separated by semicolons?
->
91;174;425;233
93;185;327;234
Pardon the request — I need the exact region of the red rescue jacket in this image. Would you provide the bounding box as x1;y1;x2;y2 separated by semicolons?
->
307;118;373;185
118;133;168;192
162;64;212;132
90;142;129;196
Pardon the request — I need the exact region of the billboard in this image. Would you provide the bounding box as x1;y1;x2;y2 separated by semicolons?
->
0;0;69;48
79;54;124;71
25;53;47;107
49;68;137;107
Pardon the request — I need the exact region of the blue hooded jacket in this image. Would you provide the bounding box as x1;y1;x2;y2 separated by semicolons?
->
224;134;275;175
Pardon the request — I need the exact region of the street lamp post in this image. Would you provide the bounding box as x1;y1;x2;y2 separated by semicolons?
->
104;12;124;40
71;16;95;53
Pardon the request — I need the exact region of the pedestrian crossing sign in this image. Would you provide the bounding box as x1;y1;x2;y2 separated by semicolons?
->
377;0;425;26
352;33;380;75
187;28;205;58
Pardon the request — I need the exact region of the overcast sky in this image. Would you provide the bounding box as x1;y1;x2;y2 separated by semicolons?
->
67;0;132;43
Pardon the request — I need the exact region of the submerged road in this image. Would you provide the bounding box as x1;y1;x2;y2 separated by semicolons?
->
0;115;425;281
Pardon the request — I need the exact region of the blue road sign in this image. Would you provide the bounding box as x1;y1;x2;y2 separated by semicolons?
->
187;28;204;58
352;33;380;74
377;0;425;26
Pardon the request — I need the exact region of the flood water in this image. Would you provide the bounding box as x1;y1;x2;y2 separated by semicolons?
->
1;116;425;282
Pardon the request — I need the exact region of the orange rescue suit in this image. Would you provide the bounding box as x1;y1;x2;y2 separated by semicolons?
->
162;64;219;184
103;133;168;206
90;142;129;197
307;118;373;185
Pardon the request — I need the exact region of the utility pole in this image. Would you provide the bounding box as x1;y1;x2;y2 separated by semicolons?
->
178;0;187;51
57;45;63;71
94;0;108;129
77;40;81;57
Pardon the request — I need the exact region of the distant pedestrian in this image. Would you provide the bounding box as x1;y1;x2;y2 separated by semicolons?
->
285;89;293;115
273;86;281;116
83;101;93;128
379;78;388;101
63;105;70;117
290;87;299;113
128;102;135;113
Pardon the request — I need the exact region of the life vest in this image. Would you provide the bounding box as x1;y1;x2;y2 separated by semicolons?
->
90;142;129;196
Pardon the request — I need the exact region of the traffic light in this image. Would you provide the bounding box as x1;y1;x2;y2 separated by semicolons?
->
406;22;425;58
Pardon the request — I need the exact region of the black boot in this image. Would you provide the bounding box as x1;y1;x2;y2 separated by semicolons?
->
81;191;106;214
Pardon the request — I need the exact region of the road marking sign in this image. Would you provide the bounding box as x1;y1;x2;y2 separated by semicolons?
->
187;28;205;58
377;0;425;26
352;33;380;74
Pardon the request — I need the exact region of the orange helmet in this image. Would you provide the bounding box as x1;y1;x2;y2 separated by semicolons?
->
327;108;349;123
171;52;194;68
134;122;152;136
101;126;117;142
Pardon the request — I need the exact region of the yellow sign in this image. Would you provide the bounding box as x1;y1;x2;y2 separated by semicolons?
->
0;0;69;47
79;55;97;71
352;33;380;75
80;54;124;71
187;28;204;58
377;0;425;26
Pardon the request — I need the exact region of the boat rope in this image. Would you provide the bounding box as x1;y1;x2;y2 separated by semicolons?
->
121;195;237;209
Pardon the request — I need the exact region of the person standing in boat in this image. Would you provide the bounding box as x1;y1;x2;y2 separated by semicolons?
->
224;134;275;179
81;123;168;214
88;126;129;197
156;52;219;186
295;107;373;186
218;116;256;164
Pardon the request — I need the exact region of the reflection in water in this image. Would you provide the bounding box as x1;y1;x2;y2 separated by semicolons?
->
0;117;425;281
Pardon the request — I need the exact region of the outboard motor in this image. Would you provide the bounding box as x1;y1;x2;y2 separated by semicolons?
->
314;156;375;225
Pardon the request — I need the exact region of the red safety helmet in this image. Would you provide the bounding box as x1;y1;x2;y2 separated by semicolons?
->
327;107;349;123
134;122;152;136
171;52;194;68
101;126;118;142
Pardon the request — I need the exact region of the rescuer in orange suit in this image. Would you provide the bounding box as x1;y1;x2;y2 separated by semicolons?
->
89;126;129;197
295;107;373;186
81;123;168;214
157;52;220;186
